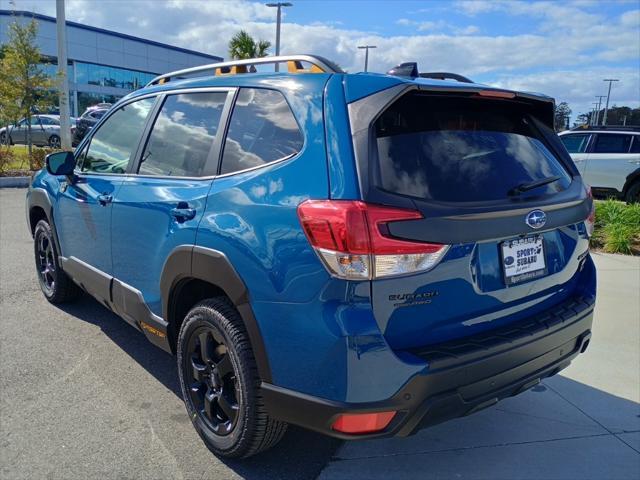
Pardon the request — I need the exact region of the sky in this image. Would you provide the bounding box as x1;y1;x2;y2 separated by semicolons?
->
4;0;640;121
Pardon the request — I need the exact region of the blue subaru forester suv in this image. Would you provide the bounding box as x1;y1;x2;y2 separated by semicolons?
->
27;55;596;458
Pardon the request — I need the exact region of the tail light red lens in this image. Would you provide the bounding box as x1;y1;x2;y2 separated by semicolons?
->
332;411;396;434
297;200;449;280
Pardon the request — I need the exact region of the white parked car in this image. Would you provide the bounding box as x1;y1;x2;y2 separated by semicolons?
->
559;127;640;203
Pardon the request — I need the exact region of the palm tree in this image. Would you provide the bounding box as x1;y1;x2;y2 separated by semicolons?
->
228;30;271;60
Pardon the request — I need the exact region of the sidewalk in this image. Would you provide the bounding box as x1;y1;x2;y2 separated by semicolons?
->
319;253;640;480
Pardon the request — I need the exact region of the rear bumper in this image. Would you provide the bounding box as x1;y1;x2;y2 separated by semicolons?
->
262;294;595;440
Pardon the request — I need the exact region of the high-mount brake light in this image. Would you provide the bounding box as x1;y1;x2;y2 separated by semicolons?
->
477;90;516;99
297;200;449;280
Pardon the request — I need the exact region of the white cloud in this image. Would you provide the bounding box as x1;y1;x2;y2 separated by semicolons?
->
8;0;640;119
494;68;640;118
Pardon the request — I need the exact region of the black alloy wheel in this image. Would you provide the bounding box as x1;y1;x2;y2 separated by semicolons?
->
32;219;79;303
185;326;240;435
36;227;56;296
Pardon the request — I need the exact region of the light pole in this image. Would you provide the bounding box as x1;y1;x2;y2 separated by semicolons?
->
602;78;619;125
56;0;71;150
591;103;600;126
594;95;606;125
357;45;377;72
266;2;292;72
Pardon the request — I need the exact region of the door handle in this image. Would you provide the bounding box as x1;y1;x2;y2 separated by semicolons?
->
97;194;113;206
170;202;196;222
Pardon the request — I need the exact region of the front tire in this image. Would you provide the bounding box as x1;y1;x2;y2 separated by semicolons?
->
48;135;61;148
33;219;80;303
177;298;287;458
625;181;640;204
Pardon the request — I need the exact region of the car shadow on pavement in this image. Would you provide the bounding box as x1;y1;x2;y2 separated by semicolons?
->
56;293;342;480
53;294;639;480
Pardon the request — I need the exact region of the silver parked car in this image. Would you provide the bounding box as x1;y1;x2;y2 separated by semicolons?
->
559;126;640;203
0;114;76;148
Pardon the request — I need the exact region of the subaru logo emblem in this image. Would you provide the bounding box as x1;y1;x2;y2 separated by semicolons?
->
526;210;547;229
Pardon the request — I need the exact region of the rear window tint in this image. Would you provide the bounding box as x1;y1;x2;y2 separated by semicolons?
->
220;88;303;175
374;94;571;203
593;133;633;154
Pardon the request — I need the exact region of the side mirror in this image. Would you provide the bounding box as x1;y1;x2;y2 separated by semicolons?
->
46;151;75;176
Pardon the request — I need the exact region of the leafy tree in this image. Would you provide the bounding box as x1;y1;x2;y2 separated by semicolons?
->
574;106;640;127
228;30;271;60
554;102;572;131
0;17;52;154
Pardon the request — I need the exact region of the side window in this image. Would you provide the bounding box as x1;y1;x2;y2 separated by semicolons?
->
220;88;303;175
75;143;88;169
629;136;640;154
560;134;591;153
593;134;633;154
82;97;155;174
138;91;227;177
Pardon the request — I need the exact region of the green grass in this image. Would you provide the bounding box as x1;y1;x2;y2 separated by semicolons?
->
592;199;640;255
0;144;59;174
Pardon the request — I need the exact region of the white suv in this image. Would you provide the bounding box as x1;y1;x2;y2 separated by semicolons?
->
559;127;640;203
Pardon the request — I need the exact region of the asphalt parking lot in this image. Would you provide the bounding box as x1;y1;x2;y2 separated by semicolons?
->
1;187;639;480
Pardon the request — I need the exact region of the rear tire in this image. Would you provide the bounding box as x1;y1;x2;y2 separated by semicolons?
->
33;219;80;304
625;181;640;204
177;298;287;458
48;135;61;149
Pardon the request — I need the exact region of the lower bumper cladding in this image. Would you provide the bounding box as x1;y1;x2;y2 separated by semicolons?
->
262;295;595;439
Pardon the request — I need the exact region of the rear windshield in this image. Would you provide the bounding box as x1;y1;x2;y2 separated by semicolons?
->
374;94;571;203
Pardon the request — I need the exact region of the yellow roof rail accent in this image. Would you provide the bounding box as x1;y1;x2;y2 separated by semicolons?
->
287;60;324;74
215;65;248;76
146;55;343;87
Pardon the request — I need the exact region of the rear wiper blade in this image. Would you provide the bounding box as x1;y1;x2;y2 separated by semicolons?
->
508;175;561;196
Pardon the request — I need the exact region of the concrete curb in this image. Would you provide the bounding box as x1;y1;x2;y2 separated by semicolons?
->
0;176;30;188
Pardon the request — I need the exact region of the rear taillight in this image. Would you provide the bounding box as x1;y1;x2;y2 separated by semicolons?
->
585;186;595;237
297;200;449;280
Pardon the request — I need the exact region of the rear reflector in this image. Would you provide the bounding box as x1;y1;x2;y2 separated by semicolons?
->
332;411;396;434
297;200;449;280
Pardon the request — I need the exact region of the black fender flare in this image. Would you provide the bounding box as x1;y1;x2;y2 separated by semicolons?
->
28;187;64;257
160;245;272;382
623;167;640;196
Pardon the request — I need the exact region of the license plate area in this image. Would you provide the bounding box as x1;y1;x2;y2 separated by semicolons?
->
501;235;547;286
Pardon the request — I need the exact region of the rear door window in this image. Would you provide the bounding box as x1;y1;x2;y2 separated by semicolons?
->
374;94;572;203
138;91;227;177
630;136;640;153
592;133;633;154
560;133;591;153
220;88;303;175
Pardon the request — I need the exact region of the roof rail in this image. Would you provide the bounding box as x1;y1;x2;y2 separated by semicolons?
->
386;62;474;84
419;72;474;84
570;124;640;132
145;54;344;87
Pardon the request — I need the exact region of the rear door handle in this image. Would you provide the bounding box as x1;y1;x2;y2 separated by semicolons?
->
170;202;196;222
97;194;113;206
